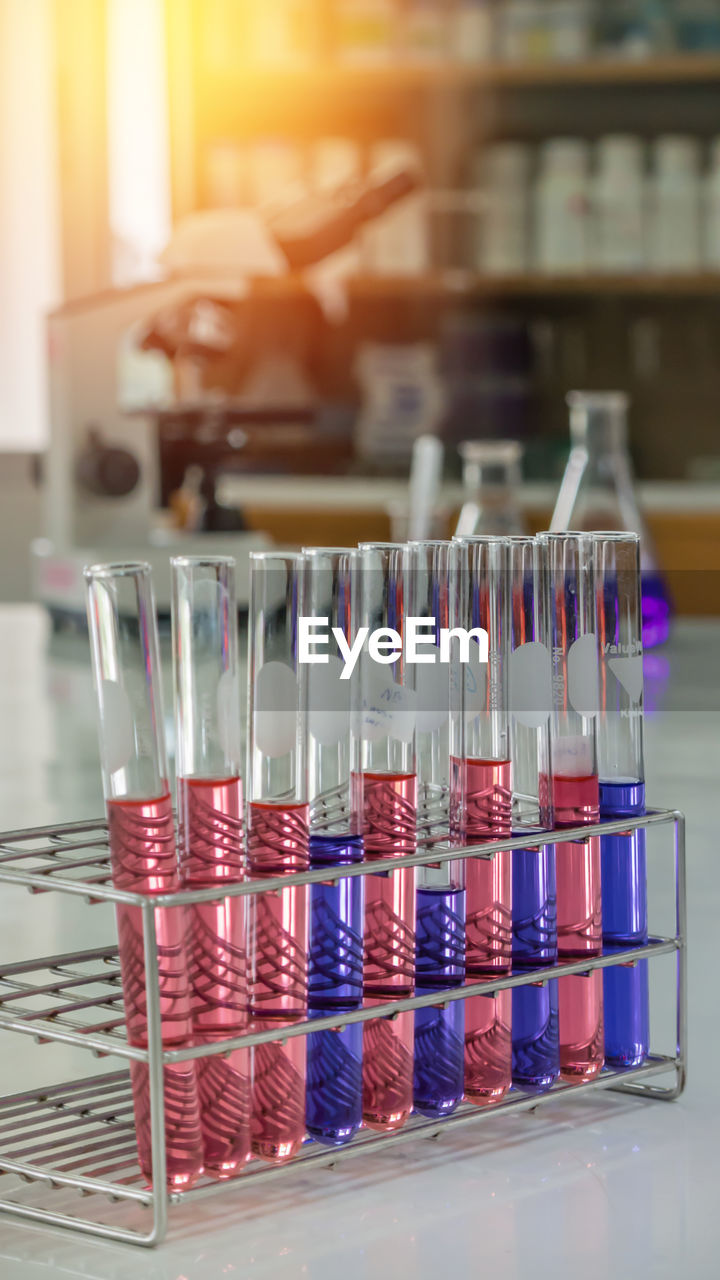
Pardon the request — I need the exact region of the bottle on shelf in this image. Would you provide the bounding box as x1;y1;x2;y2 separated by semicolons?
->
599;0;676;59
648;135;702;273
534;138;592;274
703;136;720;268
455;439;525;538
334;0;399;63
476;142;531;275
675;0;720;51
549;391;672;648
451;0;497;63
402;0;448;60
593;135;646;273
361;139;429;275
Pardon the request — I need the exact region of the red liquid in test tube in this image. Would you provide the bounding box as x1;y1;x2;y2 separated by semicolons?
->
361;771;417;1131
551;772;604;1081
177;775;249;1178
452;756;512;1105
247;799;309;1162
107;793;204;1191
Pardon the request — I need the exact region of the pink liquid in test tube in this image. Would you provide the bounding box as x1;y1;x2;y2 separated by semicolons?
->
551;772;604;1081
107;793;204;1191
177;775;250;1178
361;771;417;1131
247;800;309;1163
452;756;512;1105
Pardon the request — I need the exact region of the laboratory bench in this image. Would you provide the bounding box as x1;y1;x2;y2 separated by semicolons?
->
0;606;717;1279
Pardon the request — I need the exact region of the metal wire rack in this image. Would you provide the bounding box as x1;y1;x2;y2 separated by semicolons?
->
0;808;686;1248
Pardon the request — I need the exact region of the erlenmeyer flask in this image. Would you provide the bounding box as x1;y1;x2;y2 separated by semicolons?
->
454;440;525;538
550;392;672;648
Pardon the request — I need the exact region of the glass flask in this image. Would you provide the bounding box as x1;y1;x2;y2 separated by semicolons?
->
549;392;672;648
454;440;525;539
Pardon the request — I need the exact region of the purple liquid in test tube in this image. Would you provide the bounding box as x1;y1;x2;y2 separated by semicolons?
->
538;533;604;1083
247;552;309;1163
594;533;649;1068
451;536;512;1105
303;548;364;1146
507;536;559;1094
172;556;250;1178
409;540;465;1120
356;544;417;1131
85;562;203;1191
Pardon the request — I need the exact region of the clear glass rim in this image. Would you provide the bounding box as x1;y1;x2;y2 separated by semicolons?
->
83;560;151;581
249;551;304;564
302;546;356;557
357;542;408;551
170;554;236;569
536;531;591;542
587;531;640;543
452;533;507;544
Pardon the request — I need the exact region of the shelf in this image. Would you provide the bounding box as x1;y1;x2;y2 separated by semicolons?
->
251;271;720;299
208;53;720;95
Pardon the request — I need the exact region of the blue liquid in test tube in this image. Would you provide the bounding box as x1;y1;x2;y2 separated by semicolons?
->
414;883;466;1118
303;548;365;1145
599;781;649;1068
594;533;649;1070
410;539;466;1119
307;834;364;1145
508;536;560;1093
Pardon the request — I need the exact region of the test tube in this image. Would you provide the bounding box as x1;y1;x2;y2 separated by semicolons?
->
302;547;364;1146
507;536;559;1094
171;556;249;1177
408;540;465;1119
451;536;512;1105
84;562;203;1190
247;552;309;1162
538;532;604;1082
356;543;416;1131
593;532;649;1068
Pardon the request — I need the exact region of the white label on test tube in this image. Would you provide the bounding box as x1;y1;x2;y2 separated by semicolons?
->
308;655;352;747
509;641;552;731
254;661;298;757
99;679;134;775
567;633;599;717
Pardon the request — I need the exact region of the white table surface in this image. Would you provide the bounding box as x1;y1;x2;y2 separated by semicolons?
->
0;607;717;1280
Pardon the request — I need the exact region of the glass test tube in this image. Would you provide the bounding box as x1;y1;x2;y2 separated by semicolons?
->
593;532;649;1069
451;536;512;1105
84;562;203;1191
303;548;364;1147
356;543;417;1131
171;556;249;1177
247;552;309;1162
409;540;465;1119
507;537;559;1094
538;532;604;1082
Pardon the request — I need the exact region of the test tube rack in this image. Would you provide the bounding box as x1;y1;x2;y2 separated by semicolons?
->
0;808;686;1248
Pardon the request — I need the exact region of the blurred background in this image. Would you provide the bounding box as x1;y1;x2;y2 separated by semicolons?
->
2;0;720;620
